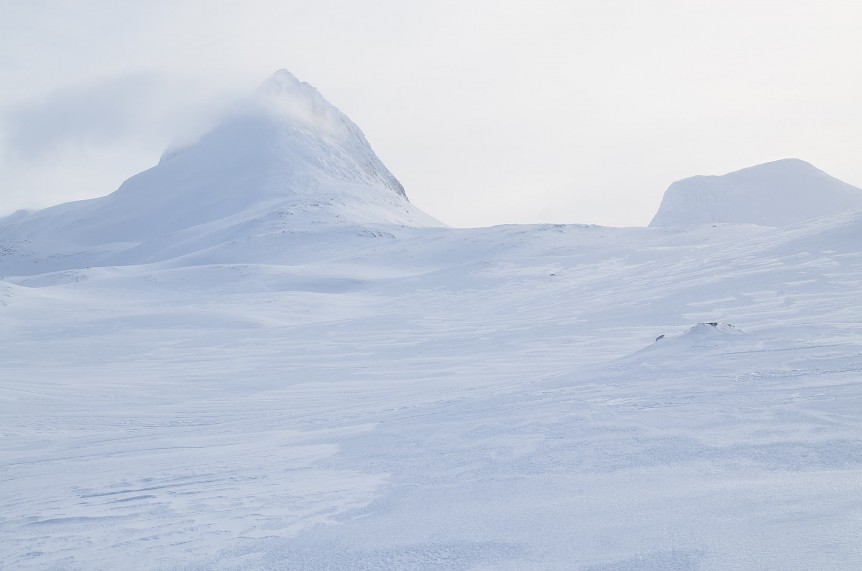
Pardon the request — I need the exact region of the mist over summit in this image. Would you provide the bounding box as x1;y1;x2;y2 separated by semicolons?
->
0;70;437;258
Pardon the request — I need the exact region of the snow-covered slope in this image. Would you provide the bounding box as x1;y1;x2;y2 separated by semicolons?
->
650;158;862;227
2;73;862;570
0;70;439;276
2;213;861;570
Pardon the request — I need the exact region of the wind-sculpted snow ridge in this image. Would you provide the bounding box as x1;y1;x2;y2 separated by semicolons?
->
0;69;439;277
650;158;862;227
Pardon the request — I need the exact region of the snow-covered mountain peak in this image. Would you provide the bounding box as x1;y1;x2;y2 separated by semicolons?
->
256;68;326;109
259;68;308;92
0;70;439;273
157;69;406;198
248;68;361;145
650;159;862;227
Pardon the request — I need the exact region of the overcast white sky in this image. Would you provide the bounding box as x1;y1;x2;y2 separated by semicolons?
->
2;0;861;227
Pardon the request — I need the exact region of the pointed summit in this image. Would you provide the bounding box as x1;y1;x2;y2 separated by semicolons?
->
650;159;862;227
247;69;392;167
260;68;306;90
0;70;437;264
256;68;327;106
159;69;407;198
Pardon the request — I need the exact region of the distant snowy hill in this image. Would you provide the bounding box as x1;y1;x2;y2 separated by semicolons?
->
650;158;862;227
0;70;439;275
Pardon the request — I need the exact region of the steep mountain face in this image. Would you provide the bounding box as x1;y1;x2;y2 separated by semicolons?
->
0;70;439;273
649;159;862;227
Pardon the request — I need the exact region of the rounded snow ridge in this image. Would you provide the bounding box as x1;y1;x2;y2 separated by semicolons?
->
758;157;813;167
730;157;820;176
649;159;862;228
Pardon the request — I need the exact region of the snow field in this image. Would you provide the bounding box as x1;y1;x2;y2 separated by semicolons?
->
2;214;861;569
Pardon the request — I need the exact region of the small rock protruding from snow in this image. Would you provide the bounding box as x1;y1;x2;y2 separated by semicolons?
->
654;322;745;343
649;159;862;227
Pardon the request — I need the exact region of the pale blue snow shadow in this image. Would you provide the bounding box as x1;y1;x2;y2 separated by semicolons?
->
184;539;526;570
581;549;703;570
